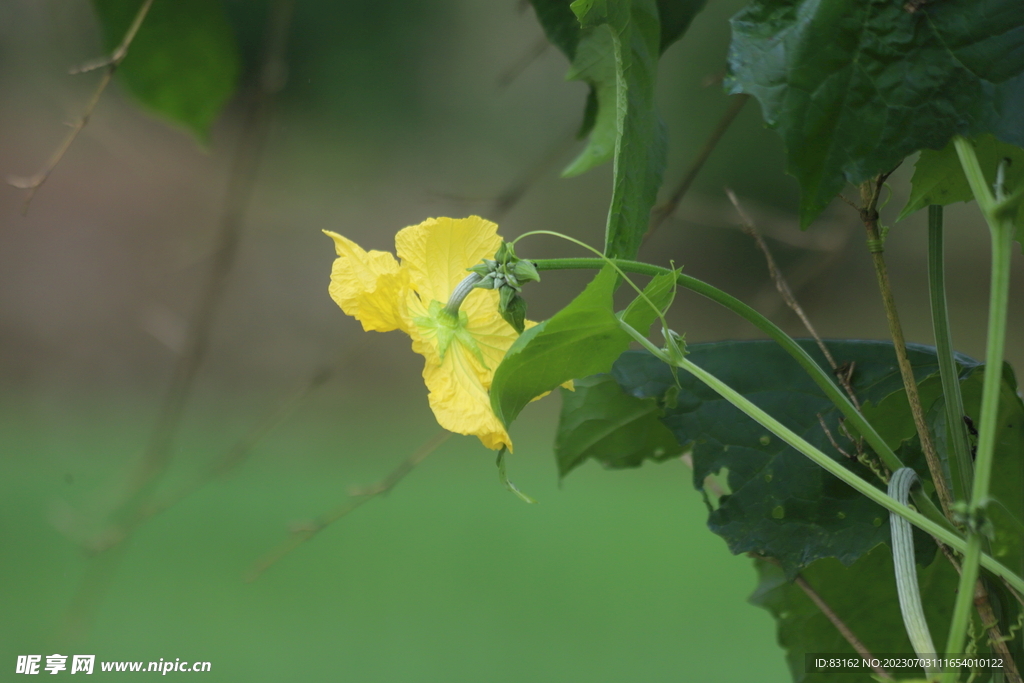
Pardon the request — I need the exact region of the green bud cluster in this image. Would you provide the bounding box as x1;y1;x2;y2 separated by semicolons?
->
662;328;687;365
468;242;540;334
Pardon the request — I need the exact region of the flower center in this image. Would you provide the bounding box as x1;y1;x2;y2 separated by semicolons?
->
414;299;487;366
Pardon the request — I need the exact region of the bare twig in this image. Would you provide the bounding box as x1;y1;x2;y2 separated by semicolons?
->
757;555;891;679
117;0;296;518
645;94;750;242
701;69;727;88
837;194;860;211
432;127;578;220
9;0;155;213
245;431;451;581
493;129;579;219
63;363;336;553
726;188;862;409
58;0;297;642
856;176;953;518
817;413;852;459
129;362;338;535
793;574;893;679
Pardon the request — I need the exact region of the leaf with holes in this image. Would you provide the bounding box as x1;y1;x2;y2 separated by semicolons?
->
609;340;957;577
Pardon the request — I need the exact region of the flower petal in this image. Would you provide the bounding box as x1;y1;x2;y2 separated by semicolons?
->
462;291;562;393
408;312;513;452
460;288;520;384
395;216;502;304
325;230;407;332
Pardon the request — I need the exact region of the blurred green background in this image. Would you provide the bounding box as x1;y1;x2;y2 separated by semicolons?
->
2;0;1022;680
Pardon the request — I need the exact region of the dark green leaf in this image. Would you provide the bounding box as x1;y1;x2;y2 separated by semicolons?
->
857;376;951;452
854;360;1024;579
490;266;630;429
751;545;960;683
727;0;1024;228
576;86;600;140
92;0;240;140
533;1;696;258
620;269;677;335
555;374;682;477
610;340;958;577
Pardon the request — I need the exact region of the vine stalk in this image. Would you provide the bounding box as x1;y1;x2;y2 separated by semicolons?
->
615;318;1024;595
8;0;155;213
942;137;1019;681
928;204;1020;683
859;178;954;518
927;205;974;503
532;256;954;532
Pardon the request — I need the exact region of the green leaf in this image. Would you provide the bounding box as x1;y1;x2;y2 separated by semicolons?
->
751;545;960;683
562;25;619;177
620;269;678;335
727;0;1024;228
92;0;240;140
564;0;668;260
533;1;702;257
555;374;682;477
570;0;597;22
528;0;582;60
490;265;630;429
900;137;1024;219
899;136;1024;250
531;0;706;58
610;340;957;577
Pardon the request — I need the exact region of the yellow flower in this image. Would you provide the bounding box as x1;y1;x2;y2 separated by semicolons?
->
325;216;522;451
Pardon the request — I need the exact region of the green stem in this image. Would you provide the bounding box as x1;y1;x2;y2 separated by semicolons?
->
943;137;1018;679
444;272;483;318
534;256;953;532
928;205;974;504
667;350;1023;594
